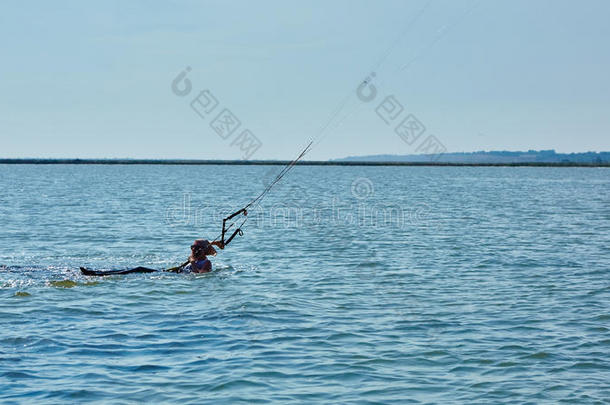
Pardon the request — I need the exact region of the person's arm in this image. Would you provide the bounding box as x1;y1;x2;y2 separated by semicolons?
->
210;240;225;249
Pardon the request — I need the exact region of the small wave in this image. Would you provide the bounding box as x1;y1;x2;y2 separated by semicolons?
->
568;361;607;370
522;351;552;360
210;379;271;392
2;371;40;379
133;364;171;373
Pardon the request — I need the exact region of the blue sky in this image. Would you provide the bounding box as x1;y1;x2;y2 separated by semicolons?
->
1;0;609;159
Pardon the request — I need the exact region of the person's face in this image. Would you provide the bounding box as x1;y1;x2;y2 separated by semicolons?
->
191;245;206;257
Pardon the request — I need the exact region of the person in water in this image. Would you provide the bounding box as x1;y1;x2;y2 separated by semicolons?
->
80;239;225;276
186;239;224;273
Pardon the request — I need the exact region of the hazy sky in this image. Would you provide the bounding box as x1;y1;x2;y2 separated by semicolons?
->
1;0;609;160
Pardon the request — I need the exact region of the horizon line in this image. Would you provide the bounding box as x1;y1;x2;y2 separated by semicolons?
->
1;149;608;162
1;158;608;168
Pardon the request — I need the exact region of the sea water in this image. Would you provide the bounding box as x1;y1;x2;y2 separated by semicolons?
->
0;164;609;403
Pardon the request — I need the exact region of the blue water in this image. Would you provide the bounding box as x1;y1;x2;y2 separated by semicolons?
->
1;164;609;403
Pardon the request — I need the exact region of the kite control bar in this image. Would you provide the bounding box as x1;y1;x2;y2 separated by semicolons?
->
221;209;248;247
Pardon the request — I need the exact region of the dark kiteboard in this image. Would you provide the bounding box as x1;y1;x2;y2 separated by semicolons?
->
80;260;190;276
80;266;158;276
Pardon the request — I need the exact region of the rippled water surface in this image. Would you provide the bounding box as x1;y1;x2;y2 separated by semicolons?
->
1;164;609;403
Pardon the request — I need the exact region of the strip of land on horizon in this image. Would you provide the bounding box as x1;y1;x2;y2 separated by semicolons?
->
1;150;608;166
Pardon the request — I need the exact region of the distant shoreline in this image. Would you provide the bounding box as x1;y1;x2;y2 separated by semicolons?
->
1;159;608;167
